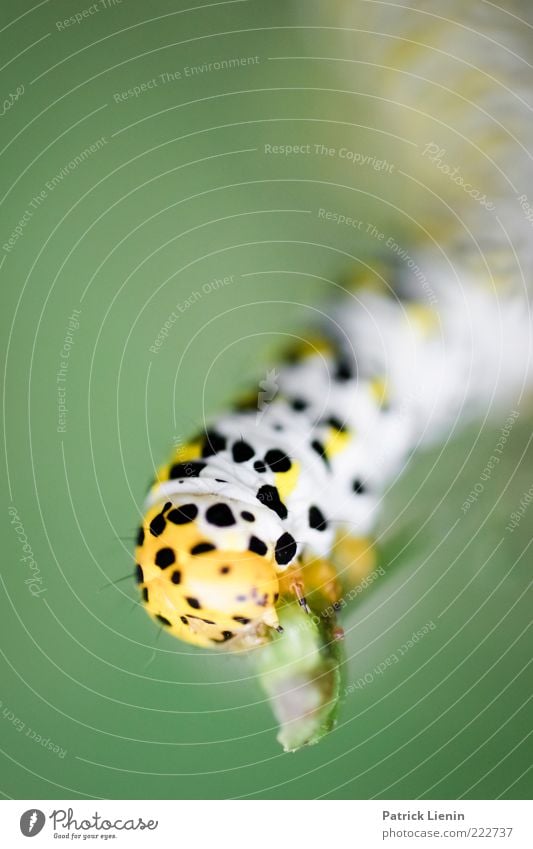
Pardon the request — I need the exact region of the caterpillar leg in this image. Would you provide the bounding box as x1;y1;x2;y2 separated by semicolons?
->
278;540;378;642
279;554;342;615
298;557;345;641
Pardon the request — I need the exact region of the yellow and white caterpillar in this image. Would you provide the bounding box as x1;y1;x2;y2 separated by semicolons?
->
135;248;530;648
133;1;533;746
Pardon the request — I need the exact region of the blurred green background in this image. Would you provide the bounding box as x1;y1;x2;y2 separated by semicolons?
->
1;0;531;800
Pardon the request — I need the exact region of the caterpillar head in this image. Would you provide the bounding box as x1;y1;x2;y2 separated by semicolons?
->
134;499;281;648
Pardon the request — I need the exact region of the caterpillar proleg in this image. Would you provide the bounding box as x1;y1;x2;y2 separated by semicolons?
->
134;1;533;749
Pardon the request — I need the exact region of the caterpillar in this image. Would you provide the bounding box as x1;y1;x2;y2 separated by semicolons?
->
135;249;529;639
133;1;533;747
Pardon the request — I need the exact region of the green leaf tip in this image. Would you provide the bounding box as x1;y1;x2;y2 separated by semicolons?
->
253;597;344;752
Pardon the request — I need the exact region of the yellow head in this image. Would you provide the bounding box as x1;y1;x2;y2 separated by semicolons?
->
135;500;281;648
